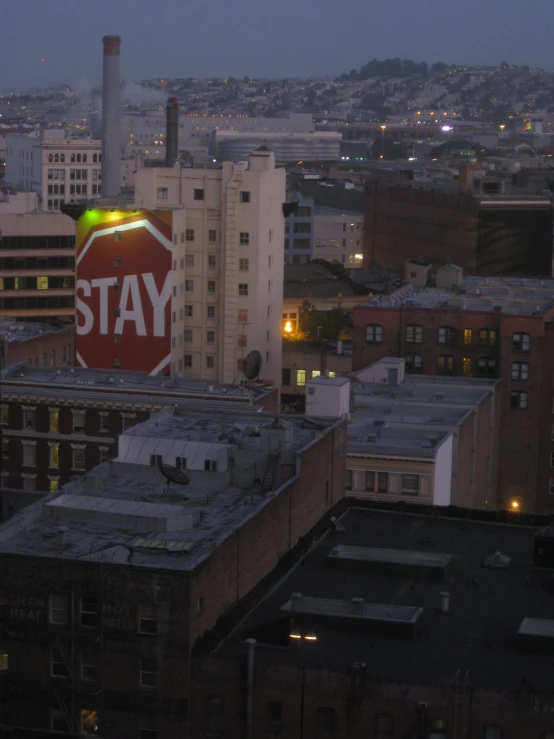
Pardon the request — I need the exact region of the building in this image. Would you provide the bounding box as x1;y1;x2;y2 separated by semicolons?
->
4;129;102;212
190;504;554;738
0;212;76;320
284;193;314;264
363;183;554;276
0;403;346;738
281;340;352;407
0;363;278;495
352;269;554;513
313;206;364;267
132;149;285;386
213;130;342;166
0;318;74;373
0;189;39;214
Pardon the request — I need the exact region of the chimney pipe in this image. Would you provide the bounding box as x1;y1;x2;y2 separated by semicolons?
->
166;97;179;167
101;35;122;198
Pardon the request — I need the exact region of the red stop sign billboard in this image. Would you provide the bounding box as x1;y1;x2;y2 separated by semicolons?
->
76;210;172;374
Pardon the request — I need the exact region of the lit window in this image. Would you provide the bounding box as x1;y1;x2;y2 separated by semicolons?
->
437;355;454;375
296;369;306;386
463;329;473;345
239;258;249;271
81;709;98;736
462;357;472;375
365;324;383;343
49;445;59;468
50;410;59;432
37;276;48;290
238;309;248;322
0;406;8;425
50;479;59;493
479;328;497;347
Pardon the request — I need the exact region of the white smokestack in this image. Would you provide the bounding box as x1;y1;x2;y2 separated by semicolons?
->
101;35;121;198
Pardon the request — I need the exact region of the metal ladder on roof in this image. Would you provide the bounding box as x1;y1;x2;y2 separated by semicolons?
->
453;669;472;739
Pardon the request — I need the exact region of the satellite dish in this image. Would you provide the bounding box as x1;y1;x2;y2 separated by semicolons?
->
157;460;189;496
243;350;262;380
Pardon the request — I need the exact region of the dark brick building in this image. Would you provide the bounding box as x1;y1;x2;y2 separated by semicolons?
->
0;405;347;738
363;184;554;276
351;271;554;514
190;506;554;739
0;319;74;373
0;365;279;496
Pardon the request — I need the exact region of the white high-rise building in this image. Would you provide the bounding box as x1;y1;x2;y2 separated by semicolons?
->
134;150;286;387
4;129;102;212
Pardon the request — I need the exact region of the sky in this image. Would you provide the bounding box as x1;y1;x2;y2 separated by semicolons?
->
1;0;553;90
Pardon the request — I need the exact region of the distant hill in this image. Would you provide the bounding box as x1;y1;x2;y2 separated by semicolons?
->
338;59;449;82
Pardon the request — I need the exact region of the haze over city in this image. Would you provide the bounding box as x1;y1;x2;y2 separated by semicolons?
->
1;0;554;89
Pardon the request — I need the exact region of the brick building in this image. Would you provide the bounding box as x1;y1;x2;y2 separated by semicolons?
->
0;364;279;496
363;184;554;276
0;318;74;372
352;271;554;513
190;505;554;739
0;405;347;738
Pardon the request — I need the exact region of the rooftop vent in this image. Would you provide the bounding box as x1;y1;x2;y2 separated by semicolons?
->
328;545;451;581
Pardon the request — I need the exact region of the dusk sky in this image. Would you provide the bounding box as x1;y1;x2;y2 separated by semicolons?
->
1;0;553;89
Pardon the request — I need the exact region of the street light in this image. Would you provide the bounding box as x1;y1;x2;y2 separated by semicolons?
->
499;124;505;157
380;125;386;159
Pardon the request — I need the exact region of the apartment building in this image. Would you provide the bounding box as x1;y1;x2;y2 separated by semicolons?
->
0;212;76;320
313;206;364;267
0;404;346;738
0;363;278;495
284;193;314;264
133;150;286;386
4;129;102;211
352;267;554;513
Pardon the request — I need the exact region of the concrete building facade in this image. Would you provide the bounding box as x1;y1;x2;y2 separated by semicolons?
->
313;206;364;267
134;150;286;387
284;193;314;265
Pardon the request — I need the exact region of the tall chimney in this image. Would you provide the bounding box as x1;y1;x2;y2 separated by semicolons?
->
101;35;122;198
166;97;179;167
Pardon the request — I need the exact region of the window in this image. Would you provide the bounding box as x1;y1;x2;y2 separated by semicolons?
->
184;355;192;368
550;451;554;468
438;326;456;345
238;334;247;348
240;191;251;203
239;232;249;245
22;444;36;466
267;702;282;734
462;357;472;376
510;391;528;409
484;728;502;739
238;309;248;322
296;370;306;387
122;415;135;431
51;707;70;733
0;406;8;425
405;353;422;371
204;459;218;472
206;356;215;369
73;411;86;433
99;414;109;432
208;230;217;243
1;439;8;461
512;332;530;352
237;358;245;372
366;324;383;344
185;304;193;317
49;445;59;468
478;357;496;377
550;478;554;496
377;472;388;493
185;279;194;292
157;187;168;199
49;594;69;625
293;222;311;234
402;474;419;495
239;258;249;271
511;362;529;380
184;330;193;343
113;359;121;369
479;328;497;347
140;717;158;739
23;409;35;429
37;276;49;290
138;602;157;634
282;368;291;385
193;188;204;200
207;306;216;319
81;652;99;681
207;695;225;737
238;283;248;296
406;325;423;343
49;479;59;493
150;455;163;467
49;410;59;433
73;448;85;469
375;713;393;739
207;330;215;344
22;476;36;492
80;598;99;628
51;648;69;678
81;710;98;736
185;254;194;267
437;355;454;375
207;280;216;294
365;471;375;491
317;707;335;731
185;229;195;242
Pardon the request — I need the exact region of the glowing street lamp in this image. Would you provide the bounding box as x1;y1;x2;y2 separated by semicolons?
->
380;125;386;159
511;499;520;511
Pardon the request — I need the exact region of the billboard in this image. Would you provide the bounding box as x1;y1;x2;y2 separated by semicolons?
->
76;209;173;375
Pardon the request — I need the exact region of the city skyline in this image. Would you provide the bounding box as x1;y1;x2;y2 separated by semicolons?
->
1;0;554;90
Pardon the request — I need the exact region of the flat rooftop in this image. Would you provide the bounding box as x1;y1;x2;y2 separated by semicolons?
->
1;365;275;405
0;318;70;344
284;263;368;299
222;507;554;692
361;275;554;317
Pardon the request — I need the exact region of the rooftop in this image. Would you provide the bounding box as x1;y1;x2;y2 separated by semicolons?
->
284;262;369;300
361;273;554;317
0;318;71;345
222;507;554;692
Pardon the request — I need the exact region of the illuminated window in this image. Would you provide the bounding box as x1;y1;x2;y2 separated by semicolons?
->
0;654;8;671
239;258;249;271
49;445;59;468
463;329;473;345
0;406;8;425
80;709;99;736
50;479;59;493
14;277;22;290
0;278;4;290
312;370;321;378
238;309;248;322
479;328;497;347
296;369;306;386
462;357;472;375
238;334;247;348
437;355;454;375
